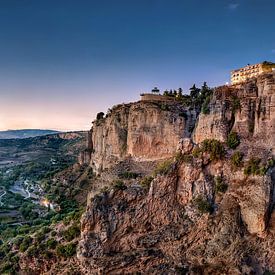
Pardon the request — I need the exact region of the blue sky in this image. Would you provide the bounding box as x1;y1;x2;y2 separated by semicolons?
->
0;0;274;130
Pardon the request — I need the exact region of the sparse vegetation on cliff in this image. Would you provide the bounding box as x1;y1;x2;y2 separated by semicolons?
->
215;176;228;193
140;176;154;189
153;159;174;176
194;196;213;214
231;151;244;168
227;131;240;149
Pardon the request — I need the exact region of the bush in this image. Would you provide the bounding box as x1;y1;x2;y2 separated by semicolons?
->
201;96;211;114
153;159;174;176
113;180;127;190
227;131;240;149
194;196;213;214
201;139;225;161
192;147;201;158
19;236;33;252
214;176;228;193
231;151;243;168
56;243;77;258
175;152;193;163
140;176;154;189
244;158;261;176
118;171;139;179
46;238;57;249
27;245;40;257
63;224;80;242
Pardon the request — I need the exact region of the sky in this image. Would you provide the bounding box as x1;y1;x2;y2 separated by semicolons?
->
0;0;274;131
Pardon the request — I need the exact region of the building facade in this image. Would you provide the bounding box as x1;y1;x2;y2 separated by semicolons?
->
231;61;275;85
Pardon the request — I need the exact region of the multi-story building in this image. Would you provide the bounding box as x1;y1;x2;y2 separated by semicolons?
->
231;61;275;84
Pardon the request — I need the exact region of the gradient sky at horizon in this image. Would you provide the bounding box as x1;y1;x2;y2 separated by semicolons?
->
0;0;274;131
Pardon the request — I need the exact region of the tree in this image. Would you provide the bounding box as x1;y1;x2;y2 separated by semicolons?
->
189;84;200;99
178;88;183;97
96;112;104;120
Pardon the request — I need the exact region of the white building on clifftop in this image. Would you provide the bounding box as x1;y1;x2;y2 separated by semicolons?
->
231;61;275;84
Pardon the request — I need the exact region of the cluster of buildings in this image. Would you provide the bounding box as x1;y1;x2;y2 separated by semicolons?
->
141;61;275;101
231;61;275;84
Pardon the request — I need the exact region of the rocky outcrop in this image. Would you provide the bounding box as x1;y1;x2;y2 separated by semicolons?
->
193;72;275;153
76;73;275;274
78;154;275;274
87;101;198;172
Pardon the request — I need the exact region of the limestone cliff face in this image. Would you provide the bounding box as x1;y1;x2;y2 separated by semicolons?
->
193;72;275;152
76;73;275;274
87;101;197;172
78;147;275;274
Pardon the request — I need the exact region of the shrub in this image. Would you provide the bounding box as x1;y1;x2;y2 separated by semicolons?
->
27;245;40;257
192;147;201;158
46;238;57;249
231;95;241;113
34;231;45;243
118;171;139;179
19;236;33;252
56;243;77;258
194;196;213;214
214;176;228;193
113;180;127;190
201;139;225;161
63;224;80;242
231;151;243;168
96;112;104;120
244;158;261;176
227;131;240;149
267;158;275;169
201;96;211;114
153;159;174;176
140;176;154;189
175;152;193;163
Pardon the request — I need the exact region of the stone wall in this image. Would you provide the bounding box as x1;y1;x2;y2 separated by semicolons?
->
140;93;176;102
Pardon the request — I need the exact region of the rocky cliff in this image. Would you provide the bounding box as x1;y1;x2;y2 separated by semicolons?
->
77;72;275;274
193;73;275;152
80;101;198;173
14;73;275;274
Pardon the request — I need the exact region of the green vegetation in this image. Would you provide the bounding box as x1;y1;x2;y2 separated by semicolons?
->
227;131;240;149
113;180;127;190
56;242;77;258
244;157;275;176
192;139;225;161
175;152;193;163
194;196;213;214
63;224;80;241
19;236;33;252
118;171;140;179
231;95;241;113
214;176;228;193
231;151;243;168
201;95;211;114
201;139;225;161
153;159;174;176
140;176;154;189
162;82;213;111
46;238;57;249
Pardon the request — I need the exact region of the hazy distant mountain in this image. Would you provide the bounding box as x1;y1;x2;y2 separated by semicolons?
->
0;129;60;139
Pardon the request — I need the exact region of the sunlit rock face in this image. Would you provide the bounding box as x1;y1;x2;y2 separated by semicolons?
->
76;73;275;274
87;101;198;173
193;72;275;151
